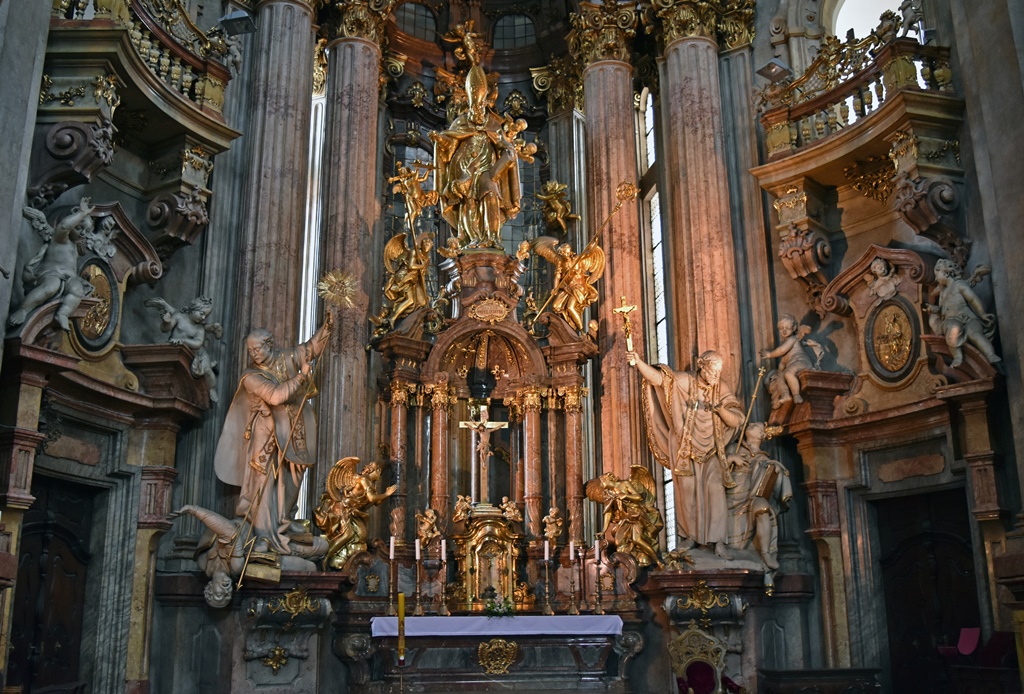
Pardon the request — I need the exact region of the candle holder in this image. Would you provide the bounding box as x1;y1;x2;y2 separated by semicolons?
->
423;559;443;615
387;557;396;616
567;550;580;615
576;548;588;612
593;542;605;616
540;559;554;615
414;558;424;616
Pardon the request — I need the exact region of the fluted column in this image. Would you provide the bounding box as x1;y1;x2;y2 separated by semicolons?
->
561;385;586;545
570;2;645;481
652;0;744;388
427;376;452;528
388;380;410;541
316;2;390;485
236;0;315;343
522;387;543;541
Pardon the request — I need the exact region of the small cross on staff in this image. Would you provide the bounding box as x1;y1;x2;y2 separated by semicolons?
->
613;296;637;365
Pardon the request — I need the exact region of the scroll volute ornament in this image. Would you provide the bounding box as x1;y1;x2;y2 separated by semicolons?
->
325;0;395;45
568;0;639;67
647;0;719;43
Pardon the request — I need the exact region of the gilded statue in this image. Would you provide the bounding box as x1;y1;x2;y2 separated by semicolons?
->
10;199;97;331
315;457;397;570
415;507;441;547
758;315;822;408
214;311;333;558
453;494;473;523
430;23;535;249
925;259;1001;368
388;161;438;232
630;349;744;559
532;236;605;333
371;231;433;331
535;180;579;235
725;424;792;571
145;295;223;402
586;466;664;568
500;496;522;523
542;506;563;543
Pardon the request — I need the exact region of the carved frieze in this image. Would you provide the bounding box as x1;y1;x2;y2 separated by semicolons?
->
568;0;639;67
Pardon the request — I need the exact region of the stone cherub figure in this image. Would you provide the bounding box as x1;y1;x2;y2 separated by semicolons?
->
532;236;605;333
542;506;563;543
899;0;923;38
9;199;97;331
725;423;791;573
924;259;1000;368
145;295;223;402
314;457;397;570
535;180;580;235
586;466;664;568
863;257;901;304
371;231;434;333
759;314;822;408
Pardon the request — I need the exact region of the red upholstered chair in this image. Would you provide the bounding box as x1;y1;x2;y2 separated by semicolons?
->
669;620;727;694
937;627;981;659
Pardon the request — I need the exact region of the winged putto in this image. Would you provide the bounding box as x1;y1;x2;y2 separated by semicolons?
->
586;465;664;568
532;235;605;333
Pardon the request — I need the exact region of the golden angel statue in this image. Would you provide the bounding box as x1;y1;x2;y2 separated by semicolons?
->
532;236;605;332
314;457;396;570
586;465;664;568
371;231;433;331
536;180;579;235
416;507;440;547
388;161;438;232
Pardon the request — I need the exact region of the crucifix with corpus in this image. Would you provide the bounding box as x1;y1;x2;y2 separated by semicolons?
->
458;400;508;504
613;296;637;365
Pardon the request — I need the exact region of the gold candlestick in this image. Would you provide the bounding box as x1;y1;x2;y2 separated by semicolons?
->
387;557;396;616
568;550;580;615
414;558;424;616
541;559;554;615
593;541;605;615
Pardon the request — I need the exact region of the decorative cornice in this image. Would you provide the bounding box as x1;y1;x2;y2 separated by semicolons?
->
324;0;395;46
568;0;639;68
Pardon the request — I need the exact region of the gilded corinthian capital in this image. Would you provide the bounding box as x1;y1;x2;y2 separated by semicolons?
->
568;0;639;67
530;56;584;114
324;0;395;45
644;0;755;49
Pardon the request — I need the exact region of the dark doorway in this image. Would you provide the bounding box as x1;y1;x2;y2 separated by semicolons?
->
874;488;981;693
8;475;95;693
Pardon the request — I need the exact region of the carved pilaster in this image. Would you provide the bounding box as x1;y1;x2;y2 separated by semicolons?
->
559;385;587;545
772;180;833;317
568;1;639;67
389;379;410;540
522;386;543;541
0;428;45;510
426;375;453;528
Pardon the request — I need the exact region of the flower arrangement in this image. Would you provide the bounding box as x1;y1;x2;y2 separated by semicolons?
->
483;596;515;617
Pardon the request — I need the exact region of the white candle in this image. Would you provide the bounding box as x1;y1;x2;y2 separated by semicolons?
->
441;538;446;561
544;539;550;561
415;538;421;561
569;540;575;559
593;541;599;564
389;535;395;560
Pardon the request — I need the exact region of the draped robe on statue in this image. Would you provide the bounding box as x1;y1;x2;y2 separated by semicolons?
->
214;326;329;555
640;365;742;545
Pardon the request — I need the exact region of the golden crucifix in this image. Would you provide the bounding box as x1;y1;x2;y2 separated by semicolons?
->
613;296;637;365
458;402;508;504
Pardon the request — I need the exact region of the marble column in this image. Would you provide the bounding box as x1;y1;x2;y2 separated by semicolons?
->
427;377;452;530
522;387;543;541
561;385;586;545
236;0;315;344
316;5;389;485
654;1;743;388
387;380;410;541
0;0;50;359
571;1;646;480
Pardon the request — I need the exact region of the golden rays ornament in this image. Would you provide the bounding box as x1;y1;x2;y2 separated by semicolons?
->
317;270;357;308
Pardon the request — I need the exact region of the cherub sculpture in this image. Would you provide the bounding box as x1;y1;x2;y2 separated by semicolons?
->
925;259;1000;368
898;0;923;38
532;236;605;333
542;506;563;543
314;457;397;570
388;161;438;232
863;257;901;304
145;295;223;402
586;466;664;568
9;199;97;331
453;494;473;523
535;181;579;235
499;496;522;523
725;423;791;572
371;231;434;332
759;314;822;408
415;507;440;546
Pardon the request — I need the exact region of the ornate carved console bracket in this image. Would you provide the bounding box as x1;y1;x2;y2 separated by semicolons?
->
772;180;833;316
243;586;333;679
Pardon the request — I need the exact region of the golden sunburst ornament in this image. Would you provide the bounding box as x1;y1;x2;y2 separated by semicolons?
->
616;181;639;203
317;270;357;308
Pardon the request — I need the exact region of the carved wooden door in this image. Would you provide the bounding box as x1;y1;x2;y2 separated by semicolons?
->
875;488;981;693
8;476;94;693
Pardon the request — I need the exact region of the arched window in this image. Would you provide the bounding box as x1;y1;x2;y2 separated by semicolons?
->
395;2;436;42
492;14;536;50
833;0;899;38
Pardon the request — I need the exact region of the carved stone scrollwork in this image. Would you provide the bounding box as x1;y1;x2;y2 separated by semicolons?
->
28;118;116;199
147;188;210;256
530;56;584;114
568;1;639;67
613;631;644;680
325;0;395;46
778;222;832;316
243;587;332;678
643;0;755;50
334;632;376;685
890;172;969;267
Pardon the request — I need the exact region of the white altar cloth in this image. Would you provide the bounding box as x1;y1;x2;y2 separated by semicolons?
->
370;615;623;638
